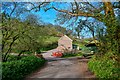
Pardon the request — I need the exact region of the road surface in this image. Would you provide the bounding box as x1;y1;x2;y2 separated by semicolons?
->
25;49;95;79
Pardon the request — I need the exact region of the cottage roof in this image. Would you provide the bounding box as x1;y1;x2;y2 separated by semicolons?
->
85;40;99;47
58;35;73;42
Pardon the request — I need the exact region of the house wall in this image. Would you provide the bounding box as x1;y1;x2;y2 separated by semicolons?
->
58;39;72;51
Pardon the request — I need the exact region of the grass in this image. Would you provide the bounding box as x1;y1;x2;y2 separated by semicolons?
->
42;36;59;45
45;36;59;43
40;36;59;51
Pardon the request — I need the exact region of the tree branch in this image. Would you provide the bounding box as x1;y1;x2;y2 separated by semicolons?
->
9;2;17;17
52;6;94;17
26;2;49;12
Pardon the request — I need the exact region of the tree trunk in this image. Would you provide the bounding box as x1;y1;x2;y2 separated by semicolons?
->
2;36;19;62
103;1;115;16
17;50;27;57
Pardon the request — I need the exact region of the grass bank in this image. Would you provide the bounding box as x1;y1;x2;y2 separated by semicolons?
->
88;53;119;79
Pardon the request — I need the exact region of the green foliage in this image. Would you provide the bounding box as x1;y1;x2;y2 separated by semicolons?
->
39;36;59;51
0;62;2;80
7;55;26;62
88;54;119;79
2;16;60;61
87;10;120;79
98;15;120;55
62;52;82;58
73;39;88;51
2;56;46;80
42;42;58;51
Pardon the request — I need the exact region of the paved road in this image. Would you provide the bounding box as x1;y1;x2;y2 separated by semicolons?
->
25;49;95;79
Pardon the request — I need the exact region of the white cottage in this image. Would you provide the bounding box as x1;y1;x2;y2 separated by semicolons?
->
57;35;73;51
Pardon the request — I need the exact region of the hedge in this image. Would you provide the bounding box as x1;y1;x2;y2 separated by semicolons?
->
2;56;46;80
88;54;119;79
7;55;26;62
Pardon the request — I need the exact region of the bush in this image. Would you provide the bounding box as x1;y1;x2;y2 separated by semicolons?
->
88;54;119;79
2;56;46;80
7;55;26;62
62;52;82;58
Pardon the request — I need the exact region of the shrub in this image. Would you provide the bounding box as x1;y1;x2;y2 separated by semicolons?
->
62;52;82;58
2;56;46;80
7;55;26;62
88;54;119;79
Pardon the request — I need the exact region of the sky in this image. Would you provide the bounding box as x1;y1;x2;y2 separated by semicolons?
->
28;3;94;38
2;2;100;38
20;2;62;25
2;2;108;38
37;9;57;25
25;8;94;38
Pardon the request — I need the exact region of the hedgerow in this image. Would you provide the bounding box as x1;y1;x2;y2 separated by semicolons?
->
2;56;46;80
88;53;119;79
